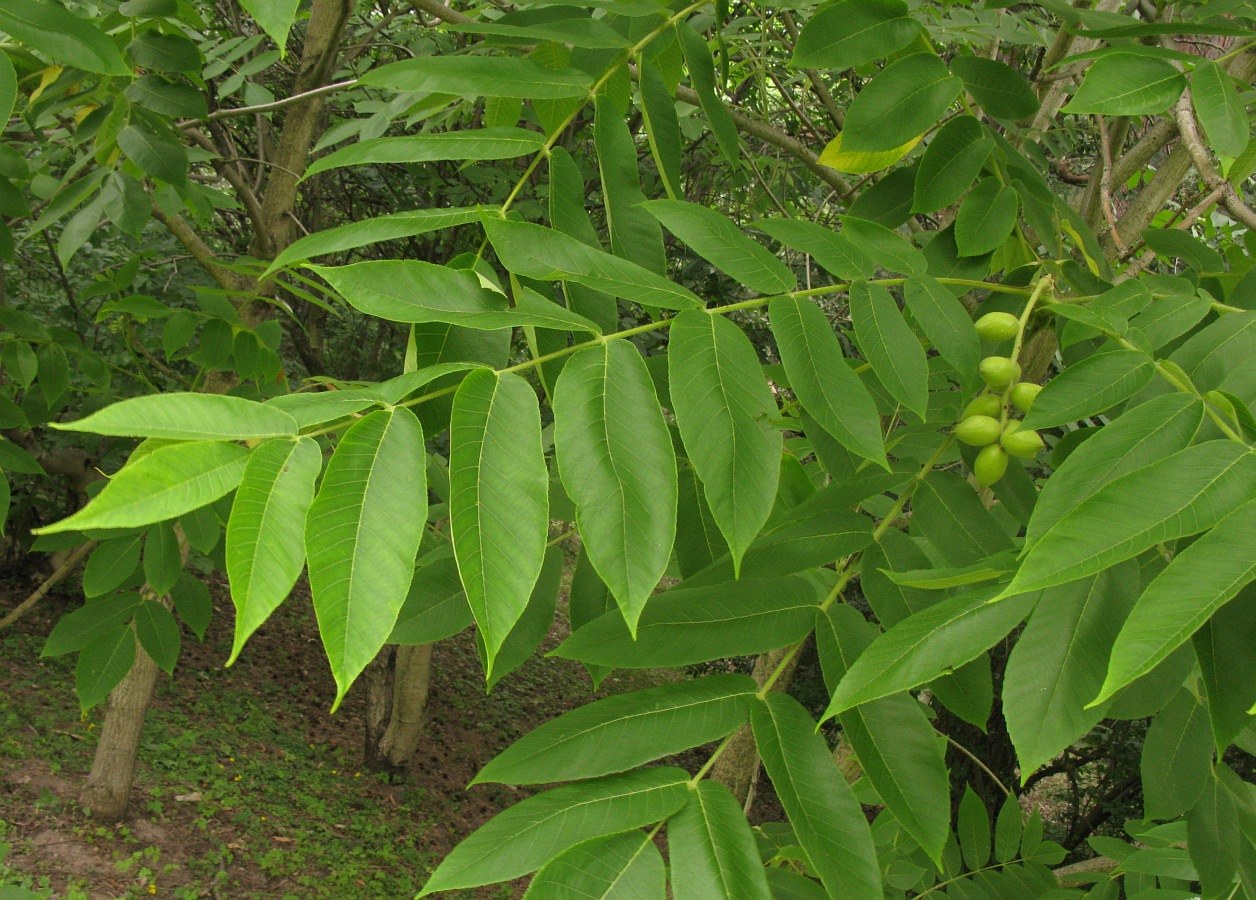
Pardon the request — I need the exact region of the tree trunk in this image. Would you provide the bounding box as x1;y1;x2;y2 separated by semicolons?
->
364;644;434;774
712;645;803;809
79;643;160;821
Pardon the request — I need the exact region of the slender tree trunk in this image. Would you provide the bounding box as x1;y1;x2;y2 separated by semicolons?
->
364;644;434;774
80;645;161;821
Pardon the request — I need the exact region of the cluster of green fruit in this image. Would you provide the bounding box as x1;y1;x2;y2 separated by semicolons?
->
956;312;1044;487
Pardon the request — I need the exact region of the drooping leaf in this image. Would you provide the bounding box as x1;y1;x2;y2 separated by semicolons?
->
817;604;949;865
239;0;300;52
1021;350;1155;430
388;554;473;645
643;200;794;295
841;53;963;154
1093;499;1256;707
753;218;872;281
481;545;563;691
134;599;180;674
670;781;772;900
769;296;887;468
822;586;1039;718
1004;441;1256;598
595;95;665;275
35;443;250;535
0;0;131;75
1062;53;1186;115
554;342;676;635
483;217;701;310
1187;773;1240;896
522;830;665;899
950;56;1039;120
669;309;782;572
841;216;927;276
640;60;683;200
360;56;592;99
1190;60;1249;159
1141;688;1213;820
902;275;980;383
225;438;321;665
418;768;690;895
676;21;739;164
118;123;188;185
475;675;755;786
143;521;181;596
305;409;427;710
790;0;920;71
954;178;1019;258
1004;564;1140;777
264;391;381;430
53;393;298;441
449;370;548;670
752;693;882;897
849;281;928;419
958;785;991;869
913;115;995;214
43;593;143;657
553;575;820;669
304;128;547;179
127;31;201;72
75;627;136;712
82;536;143;598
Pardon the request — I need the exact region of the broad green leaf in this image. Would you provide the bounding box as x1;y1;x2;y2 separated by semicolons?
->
669;310;782;571
1004;565;1139;777
0;51;15;126
1142;229;1225;274
1021;350;1154;430
265;207;488;276
483;217;700;310
1187;774;1240;897
125;75;207;119
305;409;427;710
1141;689;1212;820
817;605;949;865
1004;441;1256;598
418;768;690;895
994;795;1023;864
1093;499;1256;707
482;545;563;691
53;393;298;441
372;363;483;406
360;56;592;99
676;22;739;164
1062;54;1186;115
1191;60;1248;159
43;593;142;657
554;342;676;635
171;574;211;640
82;536;142;598
790;0;920;70
1027;394;1203;545
127;31;201;72
553;575;820;668
822;586;1038;718
76;628;136;711
1130;291;1210;350
841;216;927;276
239;0;300;51
225;437;321;666
670;781;771;900
675;466;728;579
596;95;664;274
548;147;618;334
752;694;882;897
643;200;794;295
842;53;963;154
388;554;472;645
950;56;1039;120
0;0;131;75
640;60;682;201
958;785;991;869
304;128;547;179
35;443;250;535
134;599;180;674
770;296;887;468
450;370;548;671
903;275;980;385
849;281;929;418
475;675;755;786
954;178;1019;257
447;17;630;48
1194;586;1256;751
753;218;872;281
912;115;993;214
264;391;380;429
523;830;665;899
117;124;188;185
143;521;181;596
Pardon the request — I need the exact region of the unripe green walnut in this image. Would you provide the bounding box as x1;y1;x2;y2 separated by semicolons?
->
973;444;1009;486
974;312;1020;343
1000;423;1044;458
1010;382;1042;413
979;356;1021;390
955;415;1002;446
963;395;1003;419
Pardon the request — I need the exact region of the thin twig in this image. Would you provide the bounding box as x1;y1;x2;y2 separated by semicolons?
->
0;541;97;630
1096;115;1124;250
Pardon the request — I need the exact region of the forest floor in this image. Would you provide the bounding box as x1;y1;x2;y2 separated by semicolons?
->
0;568;695;899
